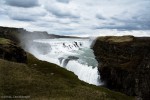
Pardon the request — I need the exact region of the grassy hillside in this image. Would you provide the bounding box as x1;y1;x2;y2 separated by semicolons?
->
0;31;134;100
0;53;134;100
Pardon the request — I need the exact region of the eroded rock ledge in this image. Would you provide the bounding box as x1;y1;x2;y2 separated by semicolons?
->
93;36;150;100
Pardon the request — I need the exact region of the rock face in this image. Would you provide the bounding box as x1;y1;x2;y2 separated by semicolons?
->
0;38;27;63
93;36;150;100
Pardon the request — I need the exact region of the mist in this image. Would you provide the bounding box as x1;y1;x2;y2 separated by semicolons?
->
17;31;102;85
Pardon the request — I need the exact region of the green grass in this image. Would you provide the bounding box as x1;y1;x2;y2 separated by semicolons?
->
0;38;12;45
0;53;135;100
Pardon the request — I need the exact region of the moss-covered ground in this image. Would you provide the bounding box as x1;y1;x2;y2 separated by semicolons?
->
0;53;135;100
0;38;12;45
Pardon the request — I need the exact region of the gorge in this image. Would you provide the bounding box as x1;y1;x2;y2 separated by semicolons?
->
1;26;150;99
26;38;101;85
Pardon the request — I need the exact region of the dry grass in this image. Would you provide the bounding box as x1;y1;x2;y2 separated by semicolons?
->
98;36;134;43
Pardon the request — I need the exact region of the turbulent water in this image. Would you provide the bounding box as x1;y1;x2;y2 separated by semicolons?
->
28;38;102;85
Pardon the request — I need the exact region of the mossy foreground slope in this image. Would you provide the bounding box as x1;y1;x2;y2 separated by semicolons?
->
0;53;134;100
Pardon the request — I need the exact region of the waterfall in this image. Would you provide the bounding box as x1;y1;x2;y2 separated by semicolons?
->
28;38;102;86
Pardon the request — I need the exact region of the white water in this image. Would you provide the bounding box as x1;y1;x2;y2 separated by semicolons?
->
27;38;102;86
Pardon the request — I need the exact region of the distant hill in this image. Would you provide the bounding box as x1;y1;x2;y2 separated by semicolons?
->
0;26;84;43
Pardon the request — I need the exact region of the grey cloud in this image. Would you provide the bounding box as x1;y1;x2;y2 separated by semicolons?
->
55;27;75;31
96;14;106;20
93;14;150;30
33;21;53;27
94;25;141;30
110;15;150;30
5;0;39;8
0;8;6;15
51;10;79;18
0;0;150;35
93;21;150;30
46;7;80;19
71;20;79;23
55;31;80;35
56;0;70;3
9;13;44;22
6;7;47;22
12;17;35;22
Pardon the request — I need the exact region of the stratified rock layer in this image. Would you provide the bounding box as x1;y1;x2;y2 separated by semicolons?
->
93;36;150;100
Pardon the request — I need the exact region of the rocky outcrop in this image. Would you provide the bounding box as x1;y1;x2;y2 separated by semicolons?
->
0;26;24;43
0;26;50;43
93;36;150;100
0;38;27;63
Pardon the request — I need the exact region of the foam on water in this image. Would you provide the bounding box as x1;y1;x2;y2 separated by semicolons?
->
66;60;100;85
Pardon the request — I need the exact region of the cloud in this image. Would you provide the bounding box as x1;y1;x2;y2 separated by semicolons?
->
47;7;80;18
5;7;47;22
5;0;39;8
0;0;150;36
45;1;80;19
96;14;106;20
11;17;35;22
56;0;70;3
108;10;150;30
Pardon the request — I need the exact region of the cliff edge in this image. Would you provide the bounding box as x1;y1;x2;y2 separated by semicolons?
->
93;36;150;100
0;38;27;63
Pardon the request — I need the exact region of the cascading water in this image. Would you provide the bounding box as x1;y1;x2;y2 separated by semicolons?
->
28;38;102;86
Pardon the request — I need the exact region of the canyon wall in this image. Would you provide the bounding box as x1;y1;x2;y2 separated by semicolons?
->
93;36;150;100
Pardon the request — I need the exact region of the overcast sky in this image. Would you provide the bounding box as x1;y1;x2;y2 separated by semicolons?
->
0;0;150;36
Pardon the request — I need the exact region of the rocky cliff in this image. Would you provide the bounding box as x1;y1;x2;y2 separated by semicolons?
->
0;26;51;43
0;38;27;63
93;36;150;100
0;26;25;43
